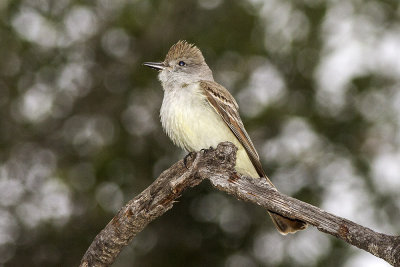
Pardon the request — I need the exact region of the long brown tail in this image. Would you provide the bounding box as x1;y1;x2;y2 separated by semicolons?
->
268;212;307;235
262;175;307;234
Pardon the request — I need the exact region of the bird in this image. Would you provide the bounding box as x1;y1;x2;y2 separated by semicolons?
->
144;40;307;234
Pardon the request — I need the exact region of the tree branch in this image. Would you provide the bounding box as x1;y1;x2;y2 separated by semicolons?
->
80;142;400;267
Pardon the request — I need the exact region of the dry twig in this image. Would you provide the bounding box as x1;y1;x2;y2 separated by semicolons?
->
80;142;400;267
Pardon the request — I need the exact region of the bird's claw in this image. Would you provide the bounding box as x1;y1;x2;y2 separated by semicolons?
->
200;146;213;154
184;152;196;169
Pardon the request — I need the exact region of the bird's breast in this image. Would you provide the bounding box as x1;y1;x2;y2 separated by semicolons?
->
160;83;259;178
160;83;237;151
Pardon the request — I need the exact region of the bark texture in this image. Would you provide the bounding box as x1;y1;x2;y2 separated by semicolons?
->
80;142;400;267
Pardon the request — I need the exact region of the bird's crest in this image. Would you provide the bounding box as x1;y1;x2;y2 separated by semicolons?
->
165;40;205;63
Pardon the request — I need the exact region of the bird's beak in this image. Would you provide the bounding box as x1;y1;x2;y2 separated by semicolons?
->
143;61;165;71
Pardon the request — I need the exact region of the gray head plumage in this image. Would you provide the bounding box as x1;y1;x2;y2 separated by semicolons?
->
144;40;214;89
164;40;205;64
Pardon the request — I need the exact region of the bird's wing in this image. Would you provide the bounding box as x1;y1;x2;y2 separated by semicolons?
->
199;80;267;179
200;80;308;234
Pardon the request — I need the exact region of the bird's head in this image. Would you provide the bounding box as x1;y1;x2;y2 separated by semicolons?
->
144;40;213;89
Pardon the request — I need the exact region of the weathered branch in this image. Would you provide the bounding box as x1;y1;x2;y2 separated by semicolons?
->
80;142;400;267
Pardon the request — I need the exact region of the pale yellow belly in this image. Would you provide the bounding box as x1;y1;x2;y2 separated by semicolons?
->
161;85;259;178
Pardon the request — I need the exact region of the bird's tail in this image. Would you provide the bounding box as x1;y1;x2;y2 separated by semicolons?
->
262;175;308;234
238;157;307;234
268;212;307;234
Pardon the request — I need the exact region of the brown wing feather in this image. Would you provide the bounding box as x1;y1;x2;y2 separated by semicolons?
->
200;81;308;234
199;80;267;179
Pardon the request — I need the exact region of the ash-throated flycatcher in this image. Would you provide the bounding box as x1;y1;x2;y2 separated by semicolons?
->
144;40;306;234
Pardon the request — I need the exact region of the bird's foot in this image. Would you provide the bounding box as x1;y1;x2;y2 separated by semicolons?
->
183;152;197;169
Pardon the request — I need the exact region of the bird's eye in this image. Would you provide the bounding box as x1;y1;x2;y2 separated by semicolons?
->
178;61;186;66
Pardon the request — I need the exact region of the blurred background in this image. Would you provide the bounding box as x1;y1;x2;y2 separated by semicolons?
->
0;0;399;266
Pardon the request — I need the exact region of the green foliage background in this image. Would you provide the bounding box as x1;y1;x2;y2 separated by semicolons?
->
0;0;399;266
